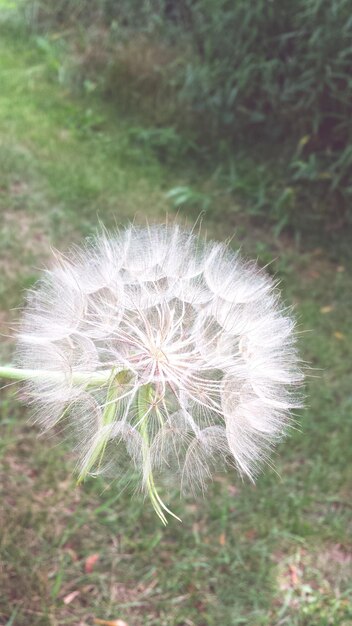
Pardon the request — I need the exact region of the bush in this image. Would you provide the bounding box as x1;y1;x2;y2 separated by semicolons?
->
177;0;352;225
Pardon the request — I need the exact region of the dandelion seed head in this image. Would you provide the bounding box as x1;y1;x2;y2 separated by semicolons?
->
16;224;302;503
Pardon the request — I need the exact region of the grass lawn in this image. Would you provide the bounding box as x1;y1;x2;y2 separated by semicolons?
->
0;18;351;626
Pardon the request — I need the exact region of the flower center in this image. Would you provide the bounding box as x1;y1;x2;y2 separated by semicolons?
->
150;345;168;364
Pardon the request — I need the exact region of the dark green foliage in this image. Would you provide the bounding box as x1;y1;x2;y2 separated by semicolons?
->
160;0;352;225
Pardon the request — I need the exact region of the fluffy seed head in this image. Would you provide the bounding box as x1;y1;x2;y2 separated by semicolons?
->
16;224;302;512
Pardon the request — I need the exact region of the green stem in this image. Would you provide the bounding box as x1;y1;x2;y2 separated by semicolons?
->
137;384;181;525
0;365;112;386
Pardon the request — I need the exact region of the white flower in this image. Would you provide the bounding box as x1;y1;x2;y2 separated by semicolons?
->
15;224;302;523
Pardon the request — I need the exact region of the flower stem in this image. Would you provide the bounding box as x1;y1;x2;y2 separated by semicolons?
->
137;384;181;525
0;365;112;386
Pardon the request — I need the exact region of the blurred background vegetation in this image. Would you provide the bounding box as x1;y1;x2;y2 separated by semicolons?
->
20;0;352;240
0;1;351;625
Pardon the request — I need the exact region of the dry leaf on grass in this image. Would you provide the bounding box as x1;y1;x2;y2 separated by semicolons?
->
85;553;100;573
218;532;226;546
63;590;80;604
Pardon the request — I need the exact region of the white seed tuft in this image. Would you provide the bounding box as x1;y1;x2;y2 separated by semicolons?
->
15;224;303;513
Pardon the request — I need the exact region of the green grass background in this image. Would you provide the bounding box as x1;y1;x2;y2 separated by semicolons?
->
0;14;351;626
